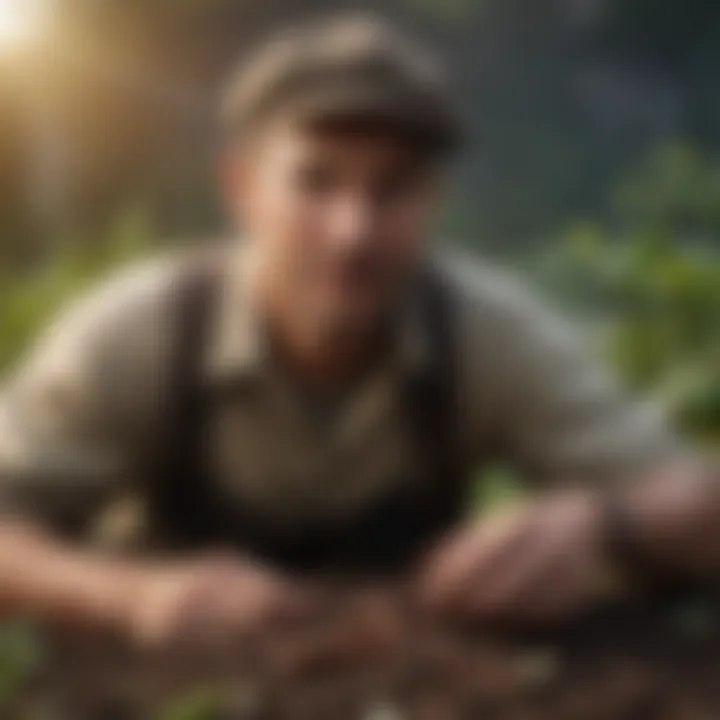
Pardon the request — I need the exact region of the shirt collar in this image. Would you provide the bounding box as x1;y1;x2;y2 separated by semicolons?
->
204;246;433;386
203;243;267;385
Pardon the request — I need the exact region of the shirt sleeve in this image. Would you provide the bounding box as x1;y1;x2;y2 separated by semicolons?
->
454;256;694;486
0;259;173;536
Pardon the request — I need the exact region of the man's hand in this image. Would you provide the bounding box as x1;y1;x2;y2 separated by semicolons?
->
0;521;322;650
417;491;615;624
123;554;317;649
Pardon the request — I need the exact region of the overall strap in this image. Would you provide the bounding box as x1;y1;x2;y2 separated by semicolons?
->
386;264;466;558
147;252;222;548
405;264;462;500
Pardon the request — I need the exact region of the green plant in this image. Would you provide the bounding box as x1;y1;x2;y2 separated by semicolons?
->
0;207;156;374
0;621;43;711
537;144;720;447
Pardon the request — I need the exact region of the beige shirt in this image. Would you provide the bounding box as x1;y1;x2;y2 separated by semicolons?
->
0;244;687;545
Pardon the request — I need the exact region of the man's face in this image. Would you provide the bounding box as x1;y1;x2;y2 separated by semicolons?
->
226;118;441;341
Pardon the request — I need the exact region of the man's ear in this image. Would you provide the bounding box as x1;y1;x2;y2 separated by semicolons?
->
219;144;250;226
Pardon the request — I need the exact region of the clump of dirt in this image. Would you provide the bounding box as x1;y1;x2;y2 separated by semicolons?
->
9;585;720;719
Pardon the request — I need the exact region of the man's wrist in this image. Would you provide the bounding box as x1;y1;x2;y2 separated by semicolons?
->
598;466;718;590
598;490;652;594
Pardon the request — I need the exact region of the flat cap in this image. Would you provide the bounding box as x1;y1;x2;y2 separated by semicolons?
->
222;13;461;155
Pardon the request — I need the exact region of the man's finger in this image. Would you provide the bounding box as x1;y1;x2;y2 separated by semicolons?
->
453;512;576;618
419;507;535;610
262;582;324;625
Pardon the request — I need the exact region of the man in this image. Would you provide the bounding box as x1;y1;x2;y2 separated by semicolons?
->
0;14;716;648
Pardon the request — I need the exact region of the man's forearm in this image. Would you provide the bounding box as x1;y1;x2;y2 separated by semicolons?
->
0;519;142;631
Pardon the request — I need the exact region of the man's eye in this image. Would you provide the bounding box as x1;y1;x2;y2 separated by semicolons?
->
375;172;420;205
297;165;337;195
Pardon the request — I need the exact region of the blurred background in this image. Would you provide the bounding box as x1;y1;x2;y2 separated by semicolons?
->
2;0;720;447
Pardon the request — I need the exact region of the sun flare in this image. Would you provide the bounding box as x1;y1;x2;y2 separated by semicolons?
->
0;0;44;50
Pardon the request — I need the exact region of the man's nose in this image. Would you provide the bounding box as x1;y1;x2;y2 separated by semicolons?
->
328;196;378;251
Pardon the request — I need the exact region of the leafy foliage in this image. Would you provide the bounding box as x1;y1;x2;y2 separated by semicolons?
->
0;622;42;712
0;208;155;373
540;144;720;446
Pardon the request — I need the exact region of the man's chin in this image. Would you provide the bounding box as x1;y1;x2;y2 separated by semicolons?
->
307;283;393;332
314;303;382;341
314;289;375;318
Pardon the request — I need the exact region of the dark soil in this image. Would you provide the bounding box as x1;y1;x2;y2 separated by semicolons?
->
8;585;720;719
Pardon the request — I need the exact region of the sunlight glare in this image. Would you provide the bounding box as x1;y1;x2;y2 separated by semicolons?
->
0;0;45;51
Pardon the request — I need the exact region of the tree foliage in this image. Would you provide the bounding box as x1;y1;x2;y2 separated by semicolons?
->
542;143;720;446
